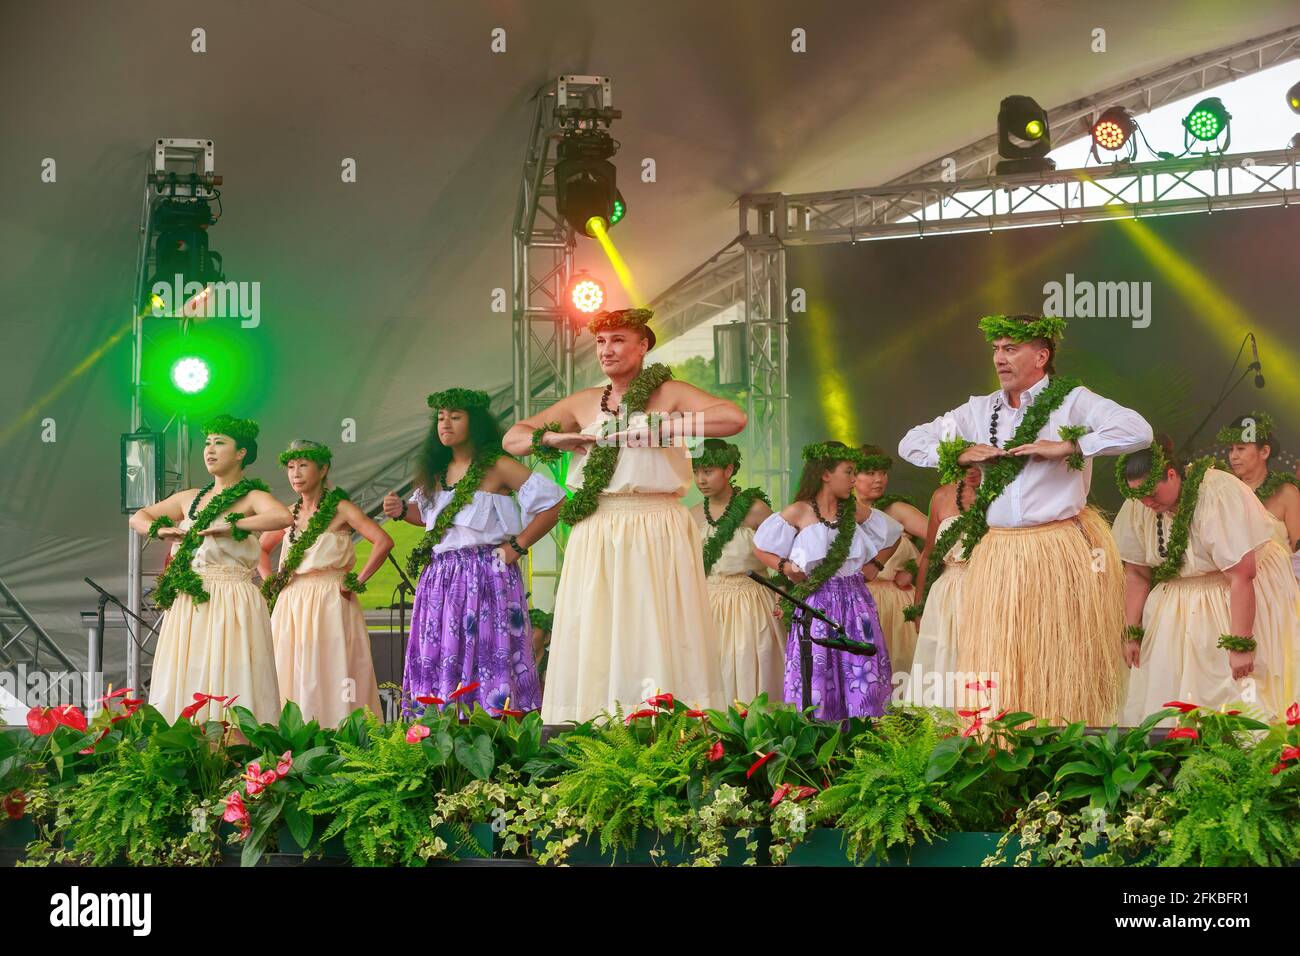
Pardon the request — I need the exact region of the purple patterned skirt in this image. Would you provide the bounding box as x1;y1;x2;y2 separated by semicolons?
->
783;574;891;720
402;544;540;717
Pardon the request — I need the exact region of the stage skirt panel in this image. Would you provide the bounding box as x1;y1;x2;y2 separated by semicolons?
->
542;493;722;724
783;574;891;721
270;532;381;727
402;544;540;718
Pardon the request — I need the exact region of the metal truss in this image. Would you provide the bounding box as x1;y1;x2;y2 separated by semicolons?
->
778;147;1300;244
125;138;221;694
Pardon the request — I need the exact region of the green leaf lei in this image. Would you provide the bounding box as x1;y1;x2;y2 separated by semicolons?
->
1126;624;1145;644
702;484;771;576
1215;410;1274;445
860;454;893;472
405;451;503;579
223;512;251;542
773;491;860;625
529;608;554;634
147;515;175;539
900;558;920;577
1216;634;1257;653
343;571;366;594
1115;441;1167;500
937;438;974;486
153;477;270;610
917;376;1082;612
559;363;673;526
1058;425;1089;471
1149;456;1218;585
977;314;1067;343
873;493;917;511
277;445;332;468
1254;471;1300;504
260;487;351;610
530;422;563;464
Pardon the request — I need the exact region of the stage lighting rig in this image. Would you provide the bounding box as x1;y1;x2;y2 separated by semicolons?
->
995;95;1055;174
1090;106;1138;163
146;196;225;311
555;127;622;238
1288;80;1300;148
1182;96;1231;153
567;271;606;315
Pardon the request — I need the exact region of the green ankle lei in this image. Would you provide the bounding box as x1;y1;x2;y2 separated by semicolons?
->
153;477;270;610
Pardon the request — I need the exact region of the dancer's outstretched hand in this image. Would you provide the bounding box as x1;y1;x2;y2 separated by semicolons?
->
543;431;598;455
1228;649;1255;681
1008;439;1074;461
957;443;1006;465
382;492;405;519
1122;639;1141;668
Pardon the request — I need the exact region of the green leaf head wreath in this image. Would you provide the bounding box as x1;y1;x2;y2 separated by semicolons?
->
1115;442;1168;500
427;388;492;412
977;314;1067;343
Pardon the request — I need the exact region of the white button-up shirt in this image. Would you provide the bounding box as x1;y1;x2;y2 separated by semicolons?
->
898;374;1152;528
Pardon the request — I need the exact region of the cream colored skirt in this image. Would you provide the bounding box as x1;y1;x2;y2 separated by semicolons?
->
907;563;968;708
542;494;722;724
271;569;382;727
869;579;919;676
708;572;784;706
1123;541;1300;726
149;566;282;725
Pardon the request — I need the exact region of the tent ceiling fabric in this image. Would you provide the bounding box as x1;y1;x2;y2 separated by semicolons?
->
2;0;1297;664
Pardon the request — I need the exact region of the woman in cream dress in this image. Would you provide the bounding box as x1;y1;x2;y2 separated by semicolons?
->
1115;441;1300;724
503;308;746;724
129;415;291;725
907;468;981;708
691;439;783;704
259;440;390;727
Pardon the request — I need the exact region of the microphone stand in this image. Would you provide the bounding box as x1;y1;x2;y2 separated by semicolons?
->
83;577;160;715
1182;334;1261;452
386;550;416;654
746;571;876;714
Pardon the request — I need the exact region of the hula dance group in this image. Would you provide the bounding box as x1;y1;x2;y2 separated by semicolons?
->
131;309;1300;729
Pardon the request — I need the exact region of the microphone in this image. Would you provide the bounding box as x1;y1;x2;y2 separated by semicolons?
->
1249;333;1266;389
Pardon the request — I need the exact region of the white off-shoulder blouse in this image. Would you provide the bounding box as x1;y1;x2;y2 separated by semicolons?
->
409;471;566;554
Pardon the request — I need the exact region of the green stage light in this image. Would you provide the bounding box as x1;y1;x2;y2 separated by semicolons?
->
1024;119;1044;140
1182;96;1230;144
610;191;626;226
171;356;210;394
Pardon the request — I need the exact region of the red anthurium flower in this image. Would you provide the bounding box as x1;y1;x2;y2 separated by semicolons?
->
1287;702;1300;726
1162;701;1199;714
276;752;293;778
957;706;990;718
1166;727;1199;741
416;695;445;706
180;696;212;720
685;709;707;719
448;682;480;701
708;741;724;762
770;783;793;807
406;723;431;744
1272;764;1287;775
991;710;1010;722
1280;745;1300;763
244;763;265;797
492;707;527;718
793;786;818;802
746;751;777;779
51;705;88;732
964;679;996;691
259;770;277;787
95;686;132;705
26;707;56;736
624;709;658;723
646;693;675;710
3;790;26;820
78;726;112;755
223;791;249;826
221;695;238;710
1225;710;1241;716
961;719;984;738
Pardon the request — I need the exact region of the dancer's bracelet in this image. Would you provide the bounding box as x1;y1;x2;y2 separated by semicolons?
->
224;512;251;541
902;603;924;622
530;422;563;463
937;437;975;485
507;535;528;557
1125;625;1145;644
147;515;175;539
1216;633;1256;653
777;557;789;575
343;571;366;594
